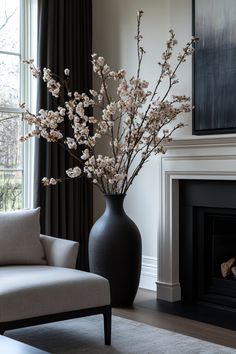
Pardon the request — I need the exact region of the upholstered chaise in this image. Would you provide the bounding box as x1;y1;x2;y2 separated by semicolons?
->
0;209;111;345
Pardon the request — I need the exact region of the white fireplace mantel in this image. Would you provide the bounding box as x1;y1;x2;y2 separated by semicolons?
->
156;136;236;302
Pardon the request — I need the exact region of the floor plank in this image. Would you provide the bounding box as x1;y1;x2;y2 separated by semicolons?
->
113;289;236;349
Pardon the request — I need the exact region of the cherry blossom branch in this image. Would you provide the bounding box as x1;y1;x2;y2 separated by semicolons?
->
124;124;182;192
21;11;196;192
136;10;144;80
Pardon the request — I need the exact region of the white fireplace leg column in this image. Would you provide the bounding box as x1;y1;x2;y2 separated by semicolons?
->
156;176;181;302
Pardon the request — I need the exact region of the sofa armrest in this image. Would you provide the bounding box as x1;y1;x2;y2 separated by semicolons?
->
40;234;79;269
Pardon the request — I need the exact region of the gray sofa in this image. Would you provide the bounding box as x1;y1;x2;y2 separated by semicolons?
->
0;209;111;345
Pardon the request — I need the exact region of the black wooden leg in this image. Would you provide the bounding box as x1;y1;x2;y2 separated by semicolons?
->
103;305;111;345
0;328;5;335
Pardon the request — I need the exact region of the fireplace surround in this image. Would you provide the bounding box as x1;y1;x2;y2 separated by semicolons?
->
156;137;236;303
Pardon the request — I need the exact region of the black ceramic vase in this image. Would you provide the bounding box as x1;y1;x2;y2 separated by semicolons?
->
89;194;142;307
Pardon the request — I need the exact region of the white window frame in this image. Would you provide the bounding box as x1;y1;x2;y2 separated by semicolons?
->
22;0;38;209
0;0;37;210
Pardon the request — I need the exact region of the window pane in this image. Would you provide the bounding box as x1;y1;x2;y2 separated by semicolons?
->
0;0;20;53
0;53;20;107
0;170;22;211
0;112;22;168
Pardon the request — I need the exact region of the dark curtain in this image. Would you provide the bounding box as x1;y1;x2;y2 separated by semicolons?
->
34;0;93;270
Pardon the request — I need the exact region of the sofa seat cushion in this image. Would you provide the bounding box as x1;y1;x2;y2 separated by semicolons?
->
0;266;110;323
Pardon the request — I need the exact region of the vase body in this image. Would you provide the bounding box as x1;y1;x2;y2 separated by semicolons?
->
89;194;142;307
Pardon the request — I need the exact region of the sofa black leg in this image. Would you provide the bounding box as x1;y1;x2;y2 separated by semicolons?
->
0;329;5;335
103;305;111;345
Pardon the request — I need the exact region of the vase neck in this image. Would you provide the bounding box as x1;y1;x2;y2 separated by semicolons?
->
104;194;126;215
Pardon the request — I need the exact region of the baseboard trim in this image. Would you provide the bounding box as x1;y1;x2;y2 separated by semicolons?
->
139;256;157;291
156;281;181;302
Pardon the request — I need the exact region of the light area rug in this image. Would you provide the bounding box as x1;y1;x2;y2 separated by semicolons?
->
5;315;236;354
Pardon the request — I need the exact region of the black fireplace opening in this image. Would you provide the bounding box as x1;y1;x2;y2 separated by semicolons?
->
179;180;236;311
195;207;236;308
152;179;236;331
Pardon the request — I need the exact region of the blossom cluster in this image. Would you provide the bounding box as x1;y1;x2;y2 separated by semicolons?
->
22;11;198;194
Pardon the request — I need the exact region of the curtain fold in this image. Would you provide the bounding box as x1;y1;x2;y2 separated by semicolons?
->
34;0;93;270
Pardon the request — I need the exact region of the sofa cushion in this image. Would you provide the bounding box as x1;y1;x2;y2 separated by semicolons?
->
0;208;46;265
0;266;110;322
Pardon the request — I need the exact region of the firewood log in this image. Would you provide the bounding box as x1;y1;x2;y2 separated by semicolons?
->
221;257;235;278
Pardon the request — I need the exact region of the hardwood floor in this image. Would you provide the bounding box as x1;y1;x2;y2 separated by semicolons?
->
113;289;236;349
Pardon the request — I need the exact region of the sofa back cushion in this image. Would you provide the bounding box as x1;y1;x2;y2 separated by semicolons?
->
0;208;46;265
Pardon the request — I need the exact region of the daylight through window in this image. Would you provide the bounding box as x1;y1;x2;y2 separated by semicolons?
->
0;0;23;211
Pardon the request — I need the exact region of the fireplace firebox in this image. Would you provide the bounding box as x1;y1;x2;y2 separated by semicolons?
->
179;180;236;309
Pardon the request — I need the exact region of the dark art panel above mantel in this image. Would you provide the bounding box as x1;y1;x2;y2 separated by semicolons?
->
193;0;236;135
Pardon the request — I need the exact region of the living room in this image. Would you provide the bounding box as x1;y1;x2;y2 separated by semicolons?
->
0;0;236;353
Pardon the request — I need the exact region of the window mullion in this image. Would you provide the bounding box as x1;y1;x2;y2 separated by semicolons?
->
0;50;20;56
0;107;22;114
24;0;38;209
21;0;31;209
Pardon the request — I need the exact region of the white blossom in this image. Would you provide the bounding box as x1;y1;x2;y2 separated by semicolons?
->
89;89;98;97
65;137;77;150
81;148;90;160
42;177;60;186
66;166;82;178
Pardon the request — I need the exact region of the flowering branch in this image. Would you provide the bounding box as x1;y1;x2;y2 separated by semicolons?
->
21;11;198;194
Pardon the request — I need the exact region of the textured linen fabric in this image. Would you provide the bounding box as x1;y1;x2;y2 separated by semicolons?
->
0;266;110;322
0;209;46;265
40;234;79;269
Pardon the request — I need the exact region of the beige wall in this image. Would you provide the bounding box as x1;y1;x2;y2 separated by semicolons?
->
92;0;192;289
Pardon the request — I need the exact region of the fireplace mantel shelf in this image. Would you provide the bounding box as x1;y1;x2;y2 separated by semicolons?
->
164;136;236;149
